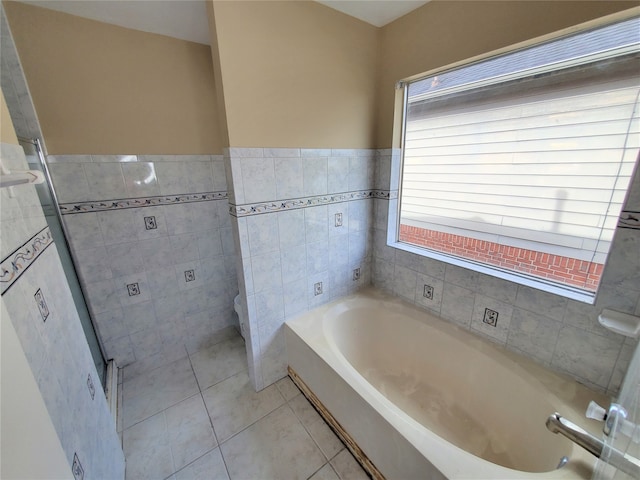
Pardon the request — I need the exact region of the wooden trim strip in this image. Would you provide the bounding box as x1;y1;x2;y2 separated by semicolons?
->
288;366;385;480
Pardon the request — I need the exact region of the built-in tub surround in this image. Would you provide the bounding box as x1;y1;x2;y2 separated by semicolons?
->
47;154;239;377
0;142;125;478
372;149;640;395
226;147;390;390
286;288;611;479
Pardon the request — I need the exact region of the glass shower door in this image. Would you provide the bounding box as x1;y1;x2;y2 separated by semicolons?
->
19;138;107;386
594;341;640;479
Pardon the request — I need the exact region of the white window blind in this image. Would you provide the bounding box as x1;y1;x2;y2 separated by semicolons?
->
398;16;640;297
403;75;639;263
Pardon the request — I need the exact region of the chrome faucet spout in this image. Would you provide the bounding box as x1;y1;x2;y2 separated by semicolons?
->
546;413;640;478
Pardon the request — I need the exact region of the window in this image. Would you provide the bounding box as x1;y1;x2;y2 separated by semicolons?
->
394;15;640;302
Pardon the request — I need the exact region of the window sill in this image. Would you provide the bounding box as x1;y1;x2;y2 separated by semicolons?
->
387;238;597;304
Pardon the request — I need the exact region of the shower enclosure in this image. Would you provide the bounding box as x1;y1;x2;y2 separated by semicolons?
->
19;137;107;386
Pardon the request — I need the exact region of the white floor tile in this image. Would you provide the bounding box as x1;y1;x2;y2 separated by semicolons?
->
220;404;326;480
309;463;340;480
123;393;217;479
288;393;325;426
288;394;344;461
305;418;345;461
122;357;199;429
330;449;369;480
123;411;173;480
121;337;366;480
174;448;230;480
189;335;247;390
202;370;284;443
164;394;218;471
275;375;301;401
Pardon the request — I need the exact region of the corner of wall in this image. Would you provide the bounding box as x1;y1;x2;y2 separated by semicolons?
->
207;1;230;149
0;90;19;145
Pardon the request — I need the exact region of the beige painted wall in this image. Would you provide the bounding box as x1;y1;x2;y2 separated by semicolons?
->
206;0;229;149
1;90;19;145
3;1;222;154
210;0;379;149
4;1;636;152
376;0;639;147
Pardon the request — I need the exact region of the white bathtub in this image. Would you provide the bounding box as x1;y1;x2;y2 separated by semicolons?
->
285;287;610;480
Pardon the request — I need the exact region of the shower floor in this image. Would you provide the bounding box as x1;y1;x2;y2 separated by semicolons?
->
119;330;368;480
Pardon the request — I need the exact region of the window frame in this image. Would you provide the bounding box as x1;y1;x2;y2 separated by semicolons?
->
386;8;640;304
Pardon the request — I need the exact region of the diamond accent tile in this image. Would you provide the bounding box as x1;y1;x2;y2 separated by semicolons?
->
483;308;499;327
144;216;157;230
87;374;95;400
185;270;196;282
72;453;84;480
423;284;434;300
352;268;361;281
34;288;49;322
127;283;140;296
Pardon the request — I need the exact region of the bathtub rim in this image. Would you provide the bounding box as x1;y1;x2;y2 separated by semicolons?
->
285;286;611;480
321;298;575;472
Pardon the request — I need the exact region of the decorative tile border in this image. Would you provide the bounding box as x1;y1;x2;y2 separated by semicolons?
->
373;190;398;200
230;189;397;217
619;211;640;230
59;191;228;215
1;226;54;295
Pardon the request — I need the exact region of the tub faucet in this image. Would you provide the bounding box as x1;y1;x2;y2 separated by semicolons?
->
546;413;640;478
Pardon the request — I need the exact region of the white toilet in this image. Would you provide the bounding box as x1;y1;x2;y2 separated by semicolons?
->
233;294;245;339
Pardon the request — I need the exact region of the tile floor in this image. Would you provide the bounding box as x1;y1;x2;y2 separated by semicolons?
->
119;331;369;480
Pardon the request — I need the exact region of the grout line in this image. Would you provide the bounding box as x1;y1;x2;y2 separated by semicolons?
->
189;340;250;394
121;349;190;389
285;390;347;463
186;348;205;394
184;348;224;448
217;443;233;480
122;390;202;432
211;388;287;447
167;446;221;480
305;461;331;480
286;400;340;464
201;390;221;446
163;410;180;480
123;336;246;430
327;462;343;480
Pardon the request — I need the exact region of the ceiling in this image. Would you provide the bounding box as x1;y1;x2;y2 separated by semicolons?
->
15;1;429;45
316;1;429;27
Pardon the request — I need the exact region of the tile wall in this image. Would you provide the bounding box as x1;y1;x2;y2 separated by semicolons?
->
226;148;384;390
0;142;125;478
373;149;640;394
47;154;239;378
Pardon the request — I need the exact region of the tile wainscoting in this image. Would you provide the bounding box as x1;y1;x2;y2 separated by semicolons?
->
44;146;637;396
227;148;393;390
373;149;640;394
47;154;239;378
0;142;124;478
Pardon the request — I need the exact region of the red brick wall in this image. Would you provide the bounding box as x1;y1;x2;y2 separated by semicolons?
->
399;224;603;291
